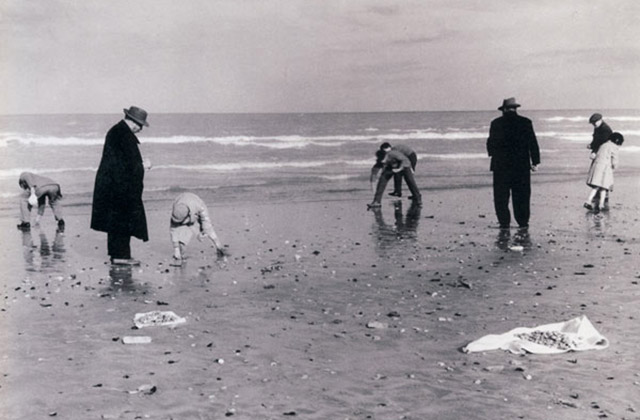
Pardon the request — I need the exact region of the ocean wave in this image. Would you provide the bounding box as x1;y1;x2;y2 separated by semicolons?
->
544;115;640;123
544;116;586;123
419;153;486;160
319;174;358;181
539;130;640;142
154;161;335;172
0;130;491;149
0;166;96;179
0;191;20;199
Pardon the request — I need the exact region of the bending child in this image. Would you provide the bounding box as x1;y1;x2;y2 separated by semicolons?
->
170;192;227;265
18;172;65;230
584;132;624;213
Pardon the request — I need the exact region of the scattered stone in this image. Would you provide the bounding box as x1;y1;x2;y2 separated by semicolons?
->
556;399;578;408
458;279;472;289
135;384;157;395
366;321;388;329
122;336;152;345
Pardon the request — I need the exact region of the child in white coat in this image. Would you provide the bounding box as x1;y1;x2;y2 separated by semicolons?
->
584;132;624;213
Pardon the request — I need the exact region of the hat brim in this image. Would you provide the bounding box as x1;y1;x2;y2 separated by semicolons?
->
123;109;150;127
498;104;520;111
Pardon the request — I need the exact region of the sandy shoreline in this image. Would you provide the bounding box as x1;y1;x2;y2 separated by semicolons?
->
1;174;639;419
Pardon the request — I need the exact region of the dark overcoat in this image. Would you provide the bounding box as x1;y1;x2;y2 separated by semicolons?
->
487;113;541;173
90;120;149;241
588;121;612;153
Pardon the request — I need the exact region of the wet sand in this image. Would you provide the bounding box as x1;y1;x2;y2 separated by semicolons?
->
1;175;639;420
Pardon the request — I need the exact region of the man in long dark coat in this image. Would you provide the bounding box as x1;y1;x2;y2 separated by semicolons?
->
487;98;540;230
91;106;150;265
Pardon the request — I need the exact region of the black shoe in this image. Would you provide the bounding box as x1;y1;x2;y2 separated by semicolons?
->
57;219;65;230
388;191;402;197
17;222;30;230
583;202;593;210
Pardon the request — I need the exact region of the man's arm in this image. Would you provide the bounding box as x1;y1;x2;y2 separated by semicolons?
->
528;120;541;167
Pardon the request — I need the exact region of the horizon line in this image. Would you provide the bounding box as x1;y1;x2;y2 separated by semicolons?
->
1;107;639;117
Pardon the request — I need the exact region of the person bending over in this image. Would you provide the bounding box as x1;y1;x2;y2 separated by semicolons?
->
170;192;227;265
17;172;65;230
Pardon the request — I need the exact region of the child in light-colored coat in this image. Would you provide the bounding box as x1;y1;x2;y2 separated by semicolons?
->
584;132;624;212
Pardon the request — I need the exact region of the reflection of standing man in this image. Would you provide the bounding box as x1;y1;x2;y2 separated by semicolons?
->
91;106;150;265
487;98;540;230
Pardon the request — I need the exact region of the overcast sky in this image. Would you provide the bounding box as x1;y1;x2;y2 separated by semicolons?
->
1;0;639;114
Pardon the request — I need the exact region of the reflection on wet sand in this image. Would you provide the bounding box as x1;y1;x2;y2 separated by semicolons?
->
495;227;532;251
496;228;511;251
371;201;421;253
21;227;66;273
105;265;151;296
586;210;608;238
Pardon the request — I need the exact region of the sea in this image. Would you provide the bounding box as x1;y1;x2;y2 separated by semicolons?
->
1;110;639;217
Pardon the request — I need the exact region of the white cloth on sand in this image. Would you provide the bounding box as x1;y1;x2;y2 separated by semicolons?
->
463;315;608;354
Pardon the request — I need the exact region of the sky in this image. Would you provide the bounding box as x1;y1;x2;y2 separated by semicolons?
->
1;0;639;114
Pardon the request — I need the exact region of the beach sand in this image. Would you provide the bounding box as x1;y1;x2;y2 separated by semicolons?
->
1;174;639;420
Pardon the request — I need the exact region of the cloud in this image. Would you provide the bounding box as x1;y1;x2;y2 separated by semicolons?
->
366;5;400;16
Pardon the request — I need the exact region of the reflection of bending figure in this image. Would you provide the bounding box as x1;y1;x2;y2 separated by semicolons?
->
52;228;66;262
21;228;66;273
396;201;421;236
21;230;36;271
372;201;421;248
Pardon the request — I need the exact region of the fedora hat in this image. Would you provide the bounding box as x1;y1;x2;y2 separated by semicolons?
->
498;97;521;111
588;113;602;124
123;106;150;127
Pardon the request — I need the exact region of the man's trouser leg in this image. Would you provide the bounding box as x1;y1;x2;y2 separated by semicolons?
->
511;172;531;228
392;173;403;194
492;171;512;228
40;185;64;221
19;192;31;223
401;168;421;204
373;169;394;203
108;233;131;259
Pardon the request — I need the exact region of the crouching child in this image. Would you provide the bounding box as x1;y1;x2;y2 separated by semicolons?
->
170;192;227;265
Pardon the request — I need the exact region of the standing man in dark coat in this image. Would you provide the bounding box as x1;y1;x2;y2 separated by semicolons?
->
91;106;150;265
487;98;540;230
